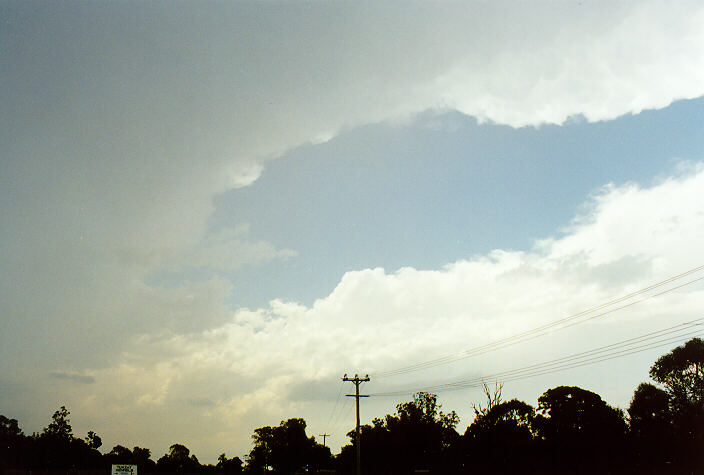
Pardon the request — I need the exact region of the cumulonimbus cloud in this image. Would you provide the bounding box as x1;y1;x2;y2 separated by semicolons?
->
2;0;704;462
54;164;704;460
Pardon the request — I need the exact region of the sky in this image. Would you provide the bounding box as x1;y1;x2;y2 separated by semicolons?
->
2;0;704;463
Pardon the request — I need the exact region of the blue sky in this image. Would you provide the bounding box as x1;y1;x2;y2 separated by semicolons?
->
2;0;704;463
176;98;704;308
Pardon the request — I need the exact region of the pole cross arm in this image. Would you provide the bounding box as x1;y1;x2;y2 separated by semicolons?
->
342;373;370;475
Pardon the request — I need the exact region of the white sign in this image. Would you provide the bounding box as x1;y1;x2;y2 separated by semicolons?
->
112;465;137;475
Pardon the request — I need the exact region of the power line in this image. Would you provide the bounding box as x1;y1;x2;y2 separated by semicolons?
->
331;397;354;439
372;330;704;396
370;317;704;397
374;270;704;378
372;265;704;378
324;379;345;436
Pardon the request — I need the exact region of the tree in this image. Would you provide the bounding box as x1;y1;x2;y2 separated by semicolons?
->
628;382;671;440
648;338;704;471
390;392;459;457
464;399;535;473
0;415;22;438
533;386;626;472
157;444;201;473
246;418;330;474
466;398;534;442
107;445;155;472
1;411;101;471
107;444;134;462
217;453;243;473
534;386;626;441
337;420;389;475
627;383;674;469
132;446;156;471
43;406;73;441
649;337;704;411
471;381;504;417
0;415;30;469
85;430;102;450
344;392;459;474
34;406;76;468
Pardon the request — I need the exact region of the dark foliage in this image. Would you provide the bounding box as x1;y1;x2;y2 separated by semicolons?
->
337;392;459;475
0;415;30;469
533;385;627;473
105;445;157;473
156;443;202;473
217;453;243;473
463;399;536;474
2;338;703;474
627;382;674;472
647;337;704;472
245;417;332;474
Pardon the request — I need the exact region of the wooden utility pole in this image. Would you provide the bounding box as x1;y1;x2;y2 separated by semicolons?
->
318;433;330;447
342;374;370;475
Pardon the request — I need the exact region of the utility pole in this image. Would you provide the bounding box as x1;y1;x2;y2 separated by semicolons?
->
342;373;369;475
318;433;329;447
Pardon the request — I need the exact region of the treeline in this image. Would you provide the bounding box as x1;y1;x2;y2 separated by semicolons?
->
2;338;703;474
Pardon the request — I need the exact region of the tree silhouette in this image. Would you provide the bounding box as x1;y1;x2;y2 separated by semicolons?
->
627;382;674;470
650;338;704;408
43;406;73;441
471;381;504;417
107;444;134;462
157;443;201;473
27;407;103;470
35;406;74;468
463;399;535;474
466;398;534;444
648;337;704;471
338;392;458;474
216;453;243;473
0;415;29;469
85;430;102;450
246;418;331;474
132;446;157;472
533;386;626;472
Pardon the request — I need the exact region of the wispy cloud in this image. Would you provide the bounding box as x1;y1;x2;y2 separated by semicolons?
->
49;372;96;385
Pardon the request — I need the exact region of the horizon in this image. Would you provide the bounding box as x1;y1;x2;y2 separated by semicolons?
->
2;0;704;463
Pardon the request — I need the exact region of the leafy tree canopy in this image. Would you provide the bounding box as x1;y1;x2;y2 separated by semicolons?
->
85;430;102;450
534;386;626;445
247;418;330;474
43;406;73;441
392;392;459;431
466;398;534;443
649;337;704;410
156;443;200;473
217;453;243;473
628;382;671;437
0;415;23;438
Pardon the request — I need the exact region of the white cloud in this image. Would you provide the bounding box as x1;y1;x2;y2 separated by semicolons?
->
47;164;704;460
437;2;704;126
3;0;704;461
546;162;704;271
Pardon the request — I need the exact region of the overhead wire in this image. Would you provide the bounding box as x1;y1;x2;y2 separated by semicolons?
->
372;264;704;379
331;396;354;439
324;379;346;436
370;317;704;396
372;331;704;397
